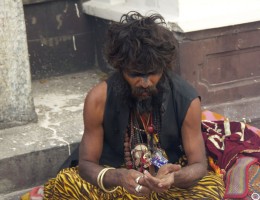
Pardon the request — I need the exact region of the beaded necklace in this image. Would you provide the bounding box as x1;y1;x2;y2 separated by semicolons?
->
124;108;168;173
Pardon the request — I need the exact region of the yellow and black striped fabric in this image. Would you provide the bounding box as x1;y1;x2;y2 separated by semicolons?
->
44;167;225;200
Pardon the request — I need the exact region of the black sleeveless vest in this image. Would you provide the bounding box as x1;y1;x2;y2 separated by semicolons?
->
99;70;198;167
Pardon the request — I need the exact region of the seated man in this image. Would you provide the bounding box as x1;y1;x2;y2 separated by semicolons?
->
44;11;225;199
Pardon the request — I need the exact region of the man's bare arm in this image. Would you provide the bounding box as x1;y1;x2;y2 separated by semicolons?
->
172;97;207;188
78;81;107;185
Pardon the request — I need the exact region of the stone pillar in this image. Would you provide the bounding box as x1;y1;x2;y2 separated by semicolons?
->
0;0;37;129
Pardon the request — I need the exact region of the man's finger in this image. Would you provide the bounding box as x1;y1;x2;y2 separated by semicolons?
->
144;170;161;184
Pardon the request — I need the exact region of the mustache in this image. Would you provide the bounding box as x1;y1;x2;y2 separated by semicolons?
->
132;86;158;96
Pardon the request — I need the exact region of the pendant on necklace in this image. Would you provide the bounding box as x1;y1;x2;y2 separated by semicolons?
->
151;148;168;168
131;144;152;171
153;133;159;144
147;125;154;134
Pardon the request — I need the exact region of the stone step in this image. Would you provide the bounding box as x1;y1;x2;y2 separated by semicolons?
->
0;70;104;196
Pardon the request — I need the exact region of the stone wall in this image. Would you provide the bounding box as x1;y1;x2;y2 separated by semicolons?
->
174;21;260;126
23;0;96;80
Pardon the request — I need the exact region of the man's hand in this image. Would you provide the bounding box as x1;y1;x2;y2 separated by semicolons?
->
140;164;181;193
118;169;151;197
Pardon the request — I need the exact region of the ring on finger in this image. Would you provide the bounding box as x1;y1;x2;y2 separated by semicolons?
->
135;175;143;184
135;184;143;193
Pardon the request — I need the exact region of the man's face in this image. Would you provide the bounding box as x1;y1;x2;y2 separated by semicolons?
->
122;69;163;100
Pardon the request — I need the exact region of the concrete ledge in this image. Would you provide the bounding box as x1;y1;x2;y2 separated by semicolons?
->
203;96;260;128
0;142;79;195
82;0;260;32
0;70;105;195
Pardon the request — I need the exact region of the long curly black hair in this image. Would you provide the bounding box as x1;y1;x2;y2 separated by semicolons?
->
104;11;177;72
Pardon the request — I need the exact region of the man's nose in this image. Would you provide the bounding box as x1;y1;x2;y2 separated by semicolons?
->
139;76;150;88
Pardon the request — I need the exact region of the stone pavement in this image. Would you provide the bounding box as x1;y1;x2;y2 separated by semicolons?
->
0;69;107;199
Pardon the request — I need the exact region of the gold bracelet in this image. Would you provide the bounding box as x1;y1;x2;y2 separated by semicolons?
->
97;167;119;193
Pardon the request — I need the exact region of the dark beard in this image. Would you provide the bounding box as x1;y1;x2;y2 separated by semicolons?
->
135;97;153;114
110;71;167;114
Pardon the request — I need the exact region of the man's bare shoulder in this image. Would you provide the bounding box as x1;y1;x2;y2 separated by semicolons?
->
85;81;107;107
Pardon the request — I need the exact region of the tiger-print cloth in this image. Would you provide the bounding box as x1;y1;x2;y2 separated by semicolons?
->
44;167;225;200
